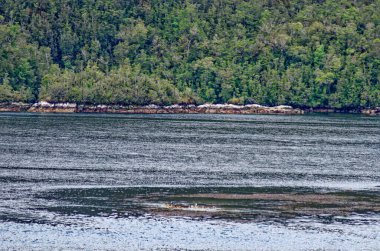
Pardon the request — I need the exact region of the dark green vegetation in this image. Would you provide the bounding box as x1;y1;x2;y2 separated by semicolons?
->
0;0;379;108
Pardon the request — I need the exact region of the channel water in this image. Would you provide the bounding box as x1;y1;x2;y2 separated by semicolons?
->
0;113;379;250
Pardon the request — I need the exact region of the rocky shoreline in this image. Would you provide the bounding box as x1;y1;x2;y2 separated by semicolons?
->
1;101;379;115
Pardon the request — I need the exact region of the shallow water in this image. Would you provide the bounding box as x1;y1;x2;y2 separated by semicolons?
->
0;113;379;250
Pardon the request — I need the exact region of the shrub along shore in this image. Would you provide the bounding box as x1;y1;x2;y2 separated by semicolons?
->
0;102;379;116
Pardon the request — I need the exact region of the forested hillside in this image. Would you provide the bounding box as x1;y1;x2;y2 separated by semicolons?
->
0;0;379;108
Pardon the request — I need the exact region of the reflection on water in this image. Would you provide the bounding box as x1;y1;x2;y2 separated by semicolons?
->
0;113;379;249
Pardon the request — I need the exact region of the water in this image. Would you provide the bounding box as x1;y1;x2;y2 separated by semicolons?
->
0;113;379;250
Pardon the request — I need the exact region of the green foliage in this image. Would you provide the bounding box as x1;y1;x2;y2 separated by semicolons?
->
0;23;51;101
0;77;33;102
0;0;379;108
41;62;180;105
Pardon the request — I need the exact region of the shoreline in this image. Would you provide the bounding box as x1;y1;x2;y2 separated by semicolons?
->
0;102;379;116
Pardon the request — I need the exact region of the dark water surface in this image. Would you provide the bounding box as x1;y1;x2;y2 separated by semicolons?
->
0;113;379;250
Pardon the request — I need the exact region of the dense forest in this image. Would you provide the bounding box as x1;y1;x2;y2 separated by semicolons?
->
0;0;379;108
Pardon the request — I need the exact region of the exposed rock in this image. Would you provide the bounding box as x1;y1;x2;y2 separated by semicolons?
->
0;102;31;112
143;104;160;109
224;104;243;109
362;108;380;116
198;103;212;108
56;103;77;108
8;102;380;115
274;105;293;110
164;104;182;109
28;102;76;113
73;103;304;115
245;104;264;108
33;101;53;107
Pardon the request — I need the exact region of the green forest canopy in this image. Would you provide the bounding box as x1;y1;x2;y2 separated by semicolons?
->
0;0;379;108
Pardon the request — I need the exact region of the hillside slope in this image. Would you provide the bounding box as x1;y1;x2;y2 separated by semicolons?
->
0;0;379;108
